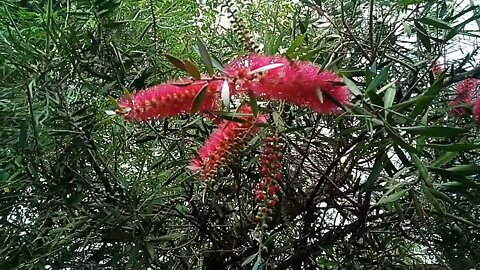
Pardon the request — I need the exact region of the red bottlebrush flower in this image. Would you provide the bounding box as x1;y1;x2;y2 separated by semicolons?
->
449;79;479;116
473;98;480;123
432;62;443;78
117;80;222;121
190;105;267;180
224;54;349;114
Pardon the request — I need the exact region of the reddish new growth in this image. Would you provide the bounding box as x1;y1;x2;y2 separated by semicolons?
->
254;136;283;225
190;105;267;180
118;80;222;121
224;54;349;114
449;79;479;116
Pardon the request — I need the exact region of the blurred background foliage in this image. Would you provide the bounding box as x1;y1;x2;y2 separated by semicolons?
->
0;0;479;269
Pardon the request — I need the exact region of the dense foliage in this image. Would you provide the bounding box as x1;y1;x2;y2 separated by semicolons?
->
1;0;480;269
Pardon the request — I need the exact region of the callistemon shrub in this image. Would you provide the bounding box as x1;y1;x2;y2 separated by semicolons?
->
116;53;349;184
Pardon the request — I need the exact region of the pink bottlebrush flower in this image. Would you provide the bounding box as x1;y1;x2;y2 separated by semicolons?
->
190;105;267;180
117;80;222;121
432;62;443;78
224;54;349;114
449;78;479;116
473;98;480;123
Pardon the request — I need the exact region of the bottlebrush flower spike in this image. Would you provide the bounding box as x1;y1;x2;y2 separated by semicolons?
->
473;98;480;123
449;78;479;116
224;54;349;114
190;105;267;181
117;80;222;121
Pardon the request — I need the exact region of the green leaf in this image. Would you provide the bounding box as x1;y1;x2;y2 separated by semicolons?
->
399;126;467;137
378;189;407;205
427;167;477;187
384;85;396;116
190;83;209;116
241;253;258;266
108;96;121;109
427;187;454;204
195;37;214;75
342;76;362;96
411;154;432;187
164;54;186;71
448;164;480;176
18;119;29;148
422;184;444;215
414;20;431;52
431;151;457;167
421;143;480;151
272;111;285;132
248;91;259;117
385;124;421;156
286;33;306;56
398;0;425;7
363;151;387;190
184;60;201;79
418;17;452;30
366;66;389;105
409;75;446;118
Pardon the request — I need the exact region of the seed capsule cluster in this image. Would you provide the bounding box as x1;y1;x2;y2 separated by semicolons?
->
254;136;283;224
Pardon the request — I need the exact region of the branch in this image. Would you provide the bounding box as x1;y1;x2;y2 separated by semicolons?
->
443;65;480;86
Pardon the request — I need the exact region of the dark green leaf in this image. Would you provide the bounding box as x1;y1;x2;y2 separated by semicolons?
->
190;83;209;116
363;151;386;190
414;20;431;52
418;17;452;30
184;60;201;79
399;126;467;137
195;37;214;75
164;54;186;71
421;143;480;151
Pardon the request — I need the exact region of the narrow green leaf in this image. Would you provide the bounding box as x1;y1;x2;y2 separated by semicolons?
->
418;17;452;30
18;119;29;148
427;167;477;187
411;154;432;187
272;111;285;132
378;189;407;205
448;164;480;176
184;60;201;79
108;96;121;109
415;20;431;52
384;85;396;114
409;74;446;118
241;254;258;266
248;92;259;117
431;151;457;167
399;126;467;137
286;33;305;56
363;151;387;190
195;37;214;75
422;184;444;215
164;54;186;71
190;83;209;116
421;143;480;151
427;187;454;204
342;76;362;96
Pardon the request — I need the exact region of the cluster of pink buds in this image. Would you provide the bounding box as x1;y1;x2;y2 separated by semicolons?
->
254;136;283;225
